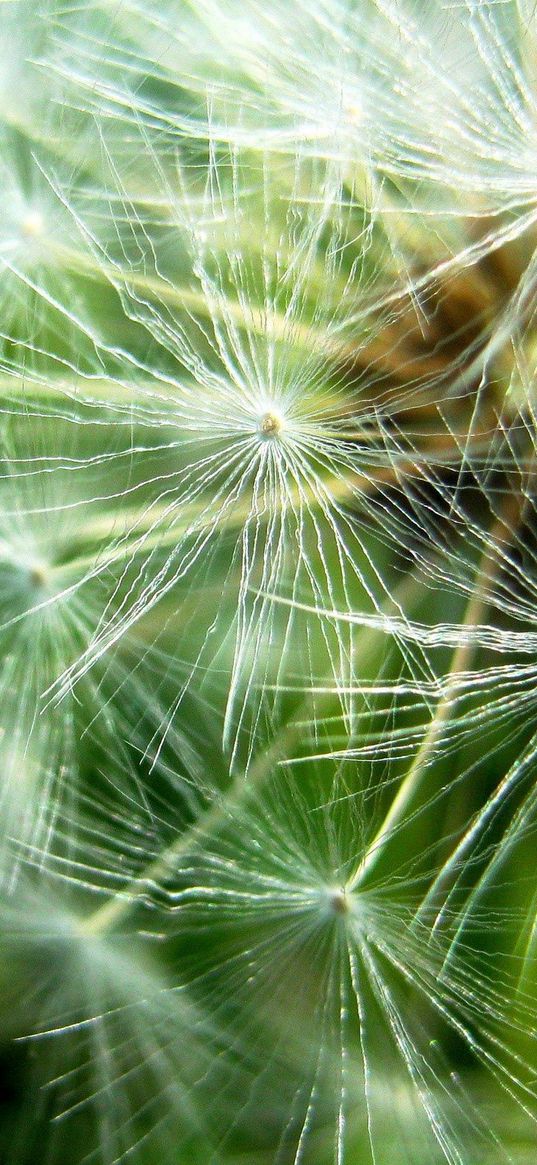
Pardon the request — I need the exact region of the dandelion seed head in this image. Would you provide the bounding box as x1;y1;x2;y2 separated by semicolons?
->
20;210;45;240
341;92;362;128
0;552;50;616
28;561;49;589
328;886;351;915
259;408;284;439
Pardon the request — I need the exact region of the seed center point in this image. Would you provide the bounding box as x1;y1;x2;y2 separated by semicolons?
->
260;410;283;438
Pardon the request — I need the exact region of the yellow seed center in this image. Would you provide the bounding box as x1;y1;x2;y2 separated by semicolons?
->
21;211;44;239
344;101;361;125
29;563;48;588
260;411;283;437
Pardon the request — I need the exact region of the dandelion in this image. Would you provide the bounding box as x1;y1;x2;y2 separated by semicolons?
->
32;141;511;766
0;876;232;1165
0;409;223;880
44;2;537;241
2;2;537;1165
47;752;537;1165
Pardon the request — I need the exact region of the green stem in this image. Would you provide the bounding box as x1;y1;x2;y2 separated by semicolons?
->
347;591;484;891
347;502;517;892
